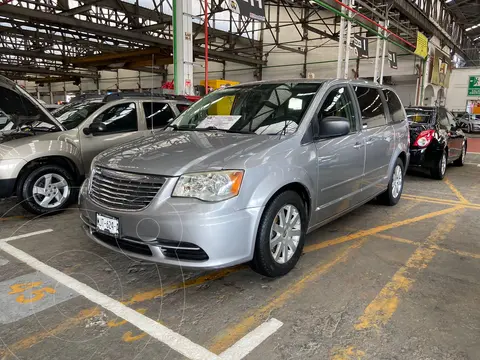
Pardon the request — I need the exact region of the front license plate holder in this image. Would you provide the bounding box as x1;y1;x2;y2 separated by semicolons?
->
96;213;120;237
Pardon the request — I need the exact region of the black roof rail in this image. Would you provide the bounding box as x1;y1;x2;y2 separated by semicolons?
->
103;92;190;102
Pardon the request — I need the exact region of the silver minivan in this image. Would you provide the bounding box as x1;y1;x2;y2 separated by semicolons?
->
79;79;410;277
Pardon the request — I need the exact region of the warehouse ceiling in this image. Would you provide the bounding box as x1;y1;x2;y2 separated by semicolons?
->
446;0;480;41
0;0;478;83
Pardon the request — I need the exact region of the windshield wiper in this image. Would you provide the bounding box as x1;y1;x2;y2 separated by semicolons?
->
194;126;255;134
165;124;191;131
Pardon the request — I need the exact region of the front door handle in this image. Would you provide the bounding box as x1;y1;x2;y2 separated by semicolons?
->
365;139;374;145
353;142;364;149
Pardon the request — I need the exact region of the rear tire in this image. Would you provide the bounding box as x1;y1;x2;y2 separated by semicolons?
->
18;164;75;215
430;151;447;180
453;143;466;167
250;191;307;277
378;158;404;206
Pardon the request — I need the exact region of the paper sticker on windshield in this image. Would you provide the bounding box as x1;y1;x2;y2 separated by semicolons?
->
198;115;241;130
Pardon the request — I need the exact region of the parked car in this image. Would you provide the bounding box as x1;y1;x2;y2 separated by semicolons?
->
456;112;480;133
79;79;410;277
0;75;193;214
406;106;466;179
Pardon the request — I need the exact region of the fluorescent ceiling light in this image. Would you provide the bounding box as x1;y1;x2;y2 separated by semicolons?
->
445;0;453;3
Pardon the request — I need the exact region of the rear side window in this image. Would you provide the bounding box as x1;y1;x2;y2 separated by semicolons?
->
143;102;175;129
383;89;405;123
93;102;138;133
353;86;387;128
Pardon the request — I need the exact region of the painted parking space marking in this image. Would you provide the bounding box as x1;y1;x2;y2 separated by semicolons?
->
0;272;77;324
0;239;220;360
0;230;282;360
355;207;462;330
0;255;8;266
331;206;464;358
0;229;54;243
444;178;469;204
219;318;283;360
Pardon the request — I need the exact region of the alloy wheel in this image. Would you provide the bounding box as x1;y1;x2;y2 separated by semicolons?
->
391;165;403;199
441;153;447;175
270;204;301;264
32;173;70;209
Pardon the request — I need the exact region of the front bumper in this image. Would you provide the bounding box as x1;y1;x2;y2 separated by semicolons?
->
78;181;263;270
0;178;15;198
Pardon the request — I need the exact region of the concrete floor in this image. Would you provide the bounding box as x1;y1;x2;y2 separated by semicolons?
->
1;155;480;359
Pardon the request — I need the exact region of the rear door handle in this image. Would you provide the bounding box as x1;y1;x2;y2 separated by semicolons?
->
365;138;374;145
353;142;364;149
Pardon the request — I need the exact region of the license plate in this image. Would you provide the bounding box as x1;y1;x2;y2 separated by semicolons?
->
96;213;119;236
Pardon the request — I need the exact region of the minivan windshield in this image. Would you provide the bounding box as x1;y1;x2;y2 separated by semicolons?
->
171;82;322;135
52;101;105;130
406;108;433;124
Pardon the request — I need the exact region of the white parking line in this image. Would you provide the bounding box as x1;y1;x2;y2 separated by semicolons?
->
0;230;282;359
220;318;283;360
0;229;53;243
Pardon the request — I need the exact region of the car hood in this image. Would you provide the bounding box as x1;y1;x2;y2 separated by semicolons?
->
94;130;282;176
0;75;64;130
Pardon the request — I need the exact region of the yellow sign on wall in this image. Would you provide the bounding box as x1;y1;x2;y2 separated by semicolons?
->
414;32;428;59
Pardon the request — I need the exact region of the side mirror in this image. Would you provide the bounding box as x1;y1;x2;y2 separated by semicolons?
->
84;122;106;135
316;116;351;139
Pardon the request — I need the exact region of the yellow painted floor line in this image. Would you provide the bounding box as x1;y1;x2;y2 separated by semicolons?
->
402;194;480;210
0;267;245;358
354;206;463;331
444;178;470;204
304;205;462;254
0;215;27;222
2;205;463;356
208;239;368;355
0;308;101;358
373;233;480;260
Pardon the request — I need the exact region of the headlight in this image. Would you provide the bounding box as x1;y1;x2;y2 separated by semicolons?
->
172;170;244;202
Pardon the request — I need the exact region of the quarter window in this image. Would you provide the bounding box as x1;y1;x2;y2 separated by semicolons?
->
92;102;138;134
383;89;405;124
143;102;175;129
353;86;387;128
317;86;357;133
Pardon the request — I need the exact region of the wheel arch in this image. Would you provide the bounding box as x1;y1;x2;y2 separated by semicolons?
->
261;182;312;225
15;156;81;194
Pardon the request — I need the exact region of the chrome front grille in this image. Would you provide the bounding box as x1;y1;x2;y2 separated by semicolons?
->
90;167;165;211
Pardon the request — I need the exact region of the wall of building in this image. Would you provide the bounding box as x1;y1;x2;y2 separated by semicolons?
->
445;67;480;111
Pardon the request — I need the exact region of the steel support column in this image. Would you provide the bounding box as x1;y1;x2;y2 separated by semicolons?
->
344;0;353;79
373;27;381;82
336;6;346;79
379;20;388;85
173;0;193;95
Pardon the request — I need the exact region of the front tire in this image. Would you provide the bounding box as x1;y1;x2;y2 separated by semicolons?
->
430;151;447;180
378;158;404;206
18;165;75;215
250;191;307;277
